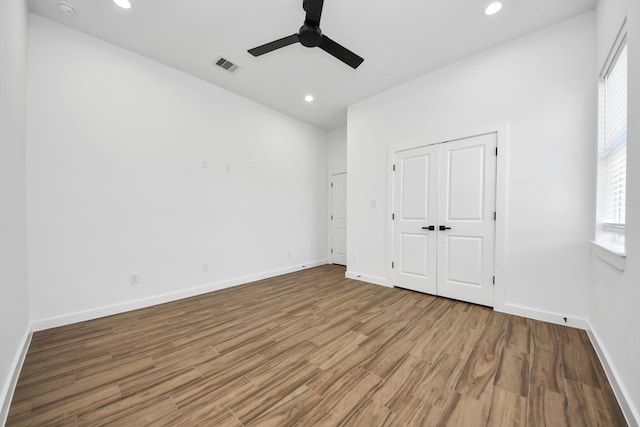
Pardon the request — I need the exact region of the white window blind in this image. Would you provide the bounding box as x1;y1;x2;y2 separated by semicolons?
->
601;41;627;228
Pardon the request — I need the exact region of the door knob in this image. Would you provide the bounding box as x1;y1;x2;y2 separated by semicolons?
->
422;225;435;231
439;225;452;231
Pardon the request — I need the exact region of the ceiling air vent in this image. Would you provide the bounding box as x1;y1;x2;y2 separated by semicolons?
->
214;57;239;73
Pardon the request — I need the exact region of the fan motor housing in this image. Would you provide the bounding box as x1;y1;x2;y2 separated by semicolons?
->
299;24;323;47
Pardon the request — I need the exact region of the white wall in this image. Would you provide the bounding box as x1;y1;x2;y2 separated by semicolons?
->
26;15;328;326
0;0;30;420
347;14;596;322
328;126;347;174
591;0;640;423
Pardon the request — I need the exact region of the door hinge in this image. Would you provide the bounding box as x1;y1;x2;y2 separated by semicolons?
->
331;182;334;188
392;164;396;172
495;147;498;156
494;212;497;221
392;262;395;269
493;276;496;285
331;249;334;254
392;213;395;220
331;215;333;220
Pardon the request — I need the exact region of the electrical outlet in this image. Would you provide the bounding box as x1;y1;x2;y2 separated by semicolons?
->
352;253;358;263
130;273;140;286
203;263;209;272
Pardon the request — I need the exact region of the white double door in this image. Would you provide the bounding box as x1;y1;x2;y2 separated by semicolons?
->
392;133;497;307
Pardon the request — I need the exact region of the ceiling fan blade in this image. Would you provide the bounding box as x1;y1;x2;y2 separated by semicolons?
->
303;0;324;26
318;35;364;69
248;34;299;57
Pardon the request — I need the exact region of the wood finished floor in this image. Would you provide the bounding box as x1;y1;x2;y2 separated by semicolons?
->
7;265;626;426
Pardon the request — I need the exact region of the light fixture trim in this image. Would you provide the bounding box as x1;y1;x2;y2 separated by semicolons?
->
485;2;502;15
113;0;131;9
57;2;76;16
305;95;314;103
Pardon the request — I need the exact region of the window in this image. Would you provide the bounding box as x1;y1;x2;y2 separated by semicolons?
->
596;26;627;254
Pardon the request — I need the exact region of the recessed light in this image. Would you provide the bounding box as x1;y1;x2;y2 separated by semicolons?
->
57;2;76;16
485;2;502;15
113;0;131;9
305;95;314;103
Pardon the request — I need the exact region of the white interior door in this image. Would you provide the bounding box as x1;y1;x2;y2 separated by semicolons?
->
437;133;496;306
391;132;497;307
330;173;347;265
392;145;438;294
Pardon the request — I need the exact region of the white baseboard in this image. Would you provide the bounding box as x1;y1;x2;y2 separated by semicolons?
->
31;259;327;332
1;328;32;426
342;276;591;332
587;323;639;427
345;271;392;288
495;302;589;330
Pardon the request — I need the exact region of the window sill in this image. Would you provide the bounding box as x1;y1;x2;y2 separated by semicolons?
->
591;240;626;271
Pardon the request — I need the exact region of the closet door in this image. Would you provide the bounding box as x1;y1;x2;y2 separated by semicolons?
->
391;132;497;307
436;133;496;306
391;145;439;294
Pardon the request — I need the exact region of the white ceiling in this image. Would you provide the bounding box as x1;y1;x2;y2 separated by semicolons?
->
28;0;596;130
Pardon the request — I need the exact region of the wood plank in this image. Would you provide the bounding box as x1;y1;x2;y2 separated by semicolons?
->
77;368;200;425
169;373;255;410
409;321;457;364
245;385;322;427
228;360;321;424
493;347;529;397
454;349;499;400
437;392;489;427
556;326;601;388
532;320;559;353
414;352;466;408
100;396;178;427
504;320;531;354
363;337;416;379
306;330;367;370
485;386;527;427
342;398;395;426
579;330;629;427
12;373;76;403
306;347;373;397
388;395;443;427
370;354;428;412
565;380;616;427
442;326;482;361
8;385;121;427
530;347;564;393
161;407;241;427
528;386;570;427
296;368;382;426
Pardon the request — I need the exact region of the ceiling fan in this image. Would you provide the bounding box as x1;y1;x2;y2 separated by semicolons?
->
248;0;364;69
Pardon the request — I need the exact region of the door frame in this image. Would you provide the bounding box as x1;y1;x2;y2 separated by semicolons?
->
328;171;347;265
386;123;510;309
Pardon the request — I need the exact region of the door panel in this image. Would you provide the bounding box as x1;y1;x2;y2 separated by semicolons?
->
447;145;486;221
392;145;438;294
437;133;496;306
445;236;484;286
330;173;347;265
402;156;430;219
401;233;431;276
